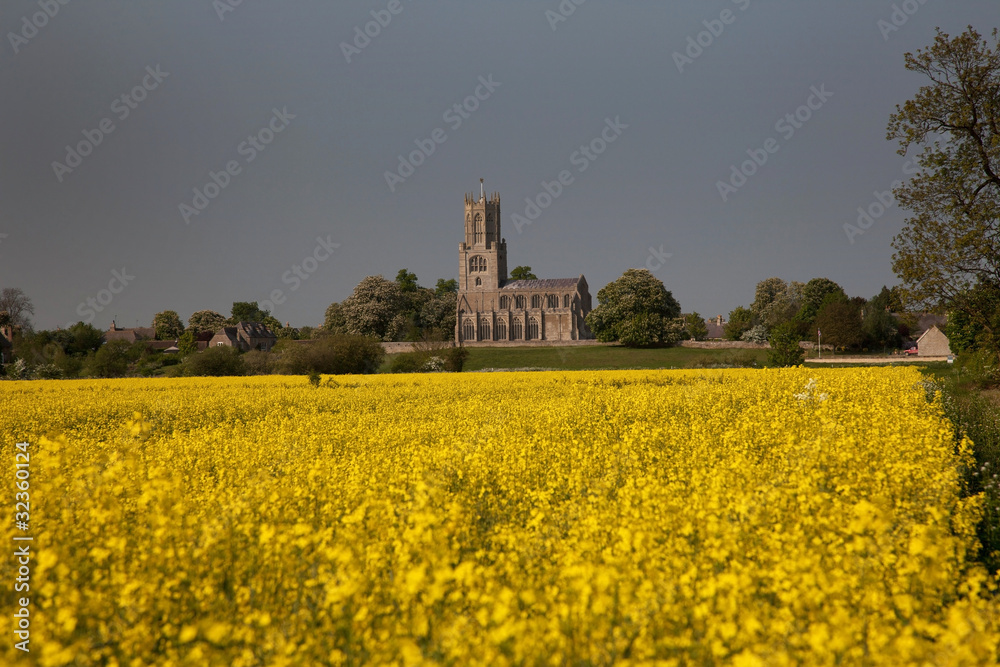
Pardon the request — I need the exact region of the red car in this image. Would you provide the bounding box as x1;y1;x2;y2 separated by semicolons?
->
903;347;919;355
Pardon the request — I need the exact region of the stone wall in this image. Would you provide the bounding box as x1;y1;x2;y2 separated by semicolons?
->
381;342;456;354
680;341;769;349
381;340;609;354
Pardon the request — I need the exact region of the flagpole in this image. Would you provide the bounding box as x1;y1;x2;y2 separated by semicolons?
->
818;329;821;359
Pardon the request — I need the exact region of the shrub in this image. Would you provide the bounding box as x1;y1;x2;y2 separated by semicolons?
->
243;349;276;376
741;325;769;344
387;351;427;374
956;348;1000;388
5;358;30;380
183;346;247;377
767;323;805;368
274;335;384;375
443;346;468;372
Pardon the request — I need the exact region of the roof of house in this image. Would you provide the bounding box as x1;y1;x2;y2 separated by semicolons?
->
916;325;948;343
705;322;726;339
103;327;156;343
212;327;240;344
211;322;276;343
236;321;276;339
500;278;583;290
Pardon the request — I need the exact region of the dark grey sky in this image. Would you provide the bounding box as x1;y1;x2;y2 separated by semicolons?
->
2;1;996;330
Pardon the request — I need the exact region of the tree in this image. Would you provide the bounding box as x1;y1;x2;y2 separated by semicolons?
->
152;310;184;340
435;278;458;297
177;331;198;356
420;291;458;341
187;310;227;336
683;312;709;341
229;302;270;324
724;306;754;341
0;288;34;331
798;278;847;322
323;302;348;334
862;287;902;350
767;322;805;367
750;278;802;329
339;275;406;341
815;300;863;351
751;278;788;320
945;282;1000;352
510;266;537;281
89;340;135;378
395;269;419;293
64;322;104;357
585;269;682;347
400;287;435;341
887;27;1000;352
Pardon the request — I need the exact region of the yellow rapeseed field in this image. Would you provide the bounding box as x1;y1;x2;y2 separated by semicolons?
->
1;367;998;665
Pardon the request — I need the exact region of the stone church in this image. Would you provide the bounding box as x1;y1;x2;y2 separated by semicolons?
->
456;183;593;344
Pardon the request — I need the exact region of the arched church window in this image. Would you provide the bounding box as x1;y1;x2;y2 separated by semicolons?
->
512;319;523;340
474;214;484;244
547;294;558;309
515;295;525;309
563;294;571;308
463;320;475;341
475;277;482;286
531;295;542;309
500;295;510;309
496;319;507;340
527;317;539;340
469;256;487;273
478;320;491;341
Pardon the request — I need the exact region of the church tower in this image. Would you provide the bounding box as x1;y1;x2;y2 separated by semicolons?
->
458;179;507;292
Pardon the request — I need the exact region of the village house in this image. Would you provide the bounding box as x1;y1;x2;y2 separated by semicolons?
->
209;322;277;352
915;325;953;356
